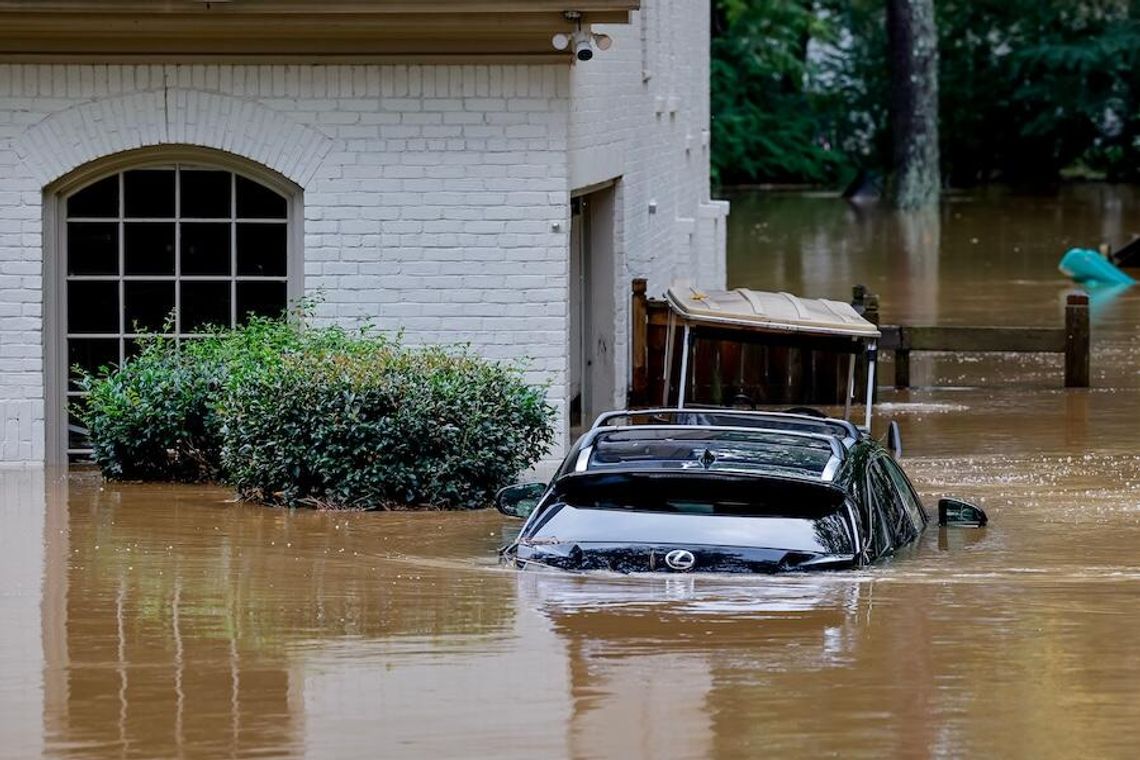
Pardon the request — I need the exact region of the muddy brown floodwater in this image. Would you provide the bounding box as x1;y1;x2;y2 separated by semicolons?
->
4;184;1140;759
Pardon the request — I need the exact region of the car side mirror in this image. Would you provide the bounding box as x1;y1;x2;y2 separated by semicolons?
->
886;420;903;459
938;497;988;527
495;482;546;518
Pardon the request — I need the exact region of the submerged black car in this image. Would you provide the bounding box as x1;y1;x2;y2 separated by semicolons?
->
497;409;987;574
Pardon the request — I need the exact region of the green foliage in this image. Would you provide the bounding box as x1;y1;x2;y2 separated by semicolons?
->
712;0;1140;187
711;0;852;185
219;338;555;510
77;336;222;481
77;318;556;509
76;317;304;482
938;0;1140;184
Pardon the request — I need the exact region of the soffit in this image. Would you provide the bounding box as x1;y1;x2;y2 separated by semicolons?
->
0;1;639;62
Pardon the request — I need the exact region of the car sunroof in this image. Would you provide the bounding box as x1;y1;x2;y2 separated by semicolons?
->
588;428;835;476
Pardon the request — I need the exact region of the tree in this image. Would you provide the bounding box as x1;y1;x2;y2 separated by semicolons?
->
709;0;1140;188
938;0;1140;185
886;0;940;208
709;0;849;185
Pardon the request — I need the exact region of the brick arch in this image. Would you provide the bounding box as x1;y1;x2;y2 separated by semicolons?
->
14;88;334;189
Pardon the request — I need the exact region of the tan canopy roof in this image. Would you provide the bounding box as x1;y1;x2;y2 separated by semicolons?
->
665;285;881;340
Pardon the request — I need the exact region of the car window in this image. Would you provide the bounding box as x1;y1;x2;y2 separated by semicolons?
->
530;503;857;555
550;471;846;517
868;461;917;547
863;464;898;556
882;458;928;532
587;428;835;477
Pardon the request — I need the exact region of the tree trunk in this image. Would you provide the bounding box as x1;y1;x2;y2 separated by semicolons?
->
887;0;940;209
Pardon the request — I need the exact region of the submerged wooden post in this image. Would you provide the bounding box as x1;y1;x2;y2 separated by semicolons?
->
1065;292;1090;388
895;348;911;389
630;278;648;405
810;350;840;405
864;292;880;402
850;286;869;403
767;346;788;405
787;347;804;403
863;292;880;328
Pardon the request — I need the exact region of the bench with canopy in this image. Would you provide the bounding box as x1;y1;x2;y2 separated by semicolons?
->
661;285;882;431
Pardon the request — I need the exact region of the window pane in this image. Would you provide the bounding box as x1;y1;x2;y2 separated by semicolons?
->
67;222;119;275
124;338;144;361
181;222;231;276
181;281;232;332
68;404;90;450
68;281;119;334
67;175;118;218
68;338;120;388
180;170;231;218
124;169;175;218
236;175;286;219
125;281;174;333
124;222;175;275
237;281;287;321
236;223;287;276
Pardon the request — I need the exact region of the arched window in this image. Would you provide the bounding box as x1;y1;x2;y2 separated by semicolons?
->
52;155;299;462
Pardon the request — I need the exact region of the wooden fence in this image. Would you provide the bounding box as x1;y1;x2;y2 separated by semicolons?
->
878;292;1089;388
628;280;1090;408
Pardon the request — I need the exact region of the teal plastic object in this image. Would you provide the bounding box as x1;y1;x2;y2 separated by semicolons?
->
1059;248;1137;286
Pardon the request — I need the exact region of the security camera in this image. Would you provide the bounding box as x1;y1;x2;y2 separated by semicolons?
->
555;11;610;61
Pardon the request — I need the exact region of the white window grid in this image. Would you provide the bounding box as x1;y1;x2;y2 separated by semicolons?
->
64;165;290;458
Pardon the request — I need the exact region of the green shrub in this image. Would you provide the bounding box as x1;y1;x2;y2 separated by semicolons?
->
77;335;222;481
78;316;556;509
76;318;302;482
219;339;555;510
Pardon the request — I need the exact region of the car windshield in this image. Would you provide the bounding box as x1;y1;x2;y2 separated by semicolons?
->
529;473;855;554
588;428;835;476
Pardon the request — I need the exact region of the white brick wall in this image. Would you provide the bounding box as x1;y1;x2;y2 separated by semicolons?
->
568;0;729;411
0;1;726;466
0;63;575;465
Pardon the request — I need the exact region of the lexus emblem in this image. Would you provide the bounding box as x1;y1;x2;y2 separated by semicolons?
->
664;549;696;571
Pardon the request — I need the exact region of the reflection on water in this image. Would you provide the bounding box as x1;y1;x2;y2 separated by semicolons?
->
21;475;519;759
4;185;1140;757
0;469;45;760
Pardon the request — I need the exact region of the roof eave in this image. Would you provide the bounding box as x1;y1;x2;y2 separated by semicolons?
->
0;2;639;62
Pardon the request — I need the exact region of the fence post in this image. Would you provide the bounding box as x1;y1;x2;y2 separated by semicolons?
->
895;348;911;389
864;292;880;402
630;278;649;405
1065;292;1090;388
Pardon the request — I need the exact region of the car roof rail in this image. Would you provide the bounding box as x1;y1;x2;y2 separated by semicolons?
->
591;408;860;444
